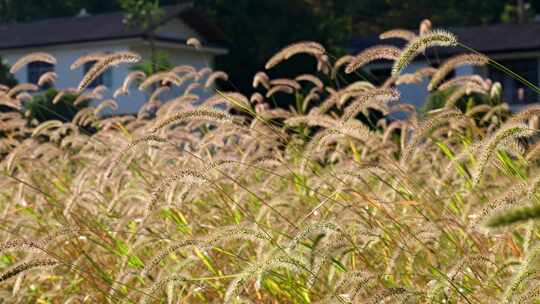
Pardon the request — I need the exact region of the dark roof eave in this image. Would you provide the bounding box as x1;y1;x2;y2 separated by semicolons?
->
150;35;228;53
0;34;229;53
0;3;228;50
349;22;540;61
0;34;143;51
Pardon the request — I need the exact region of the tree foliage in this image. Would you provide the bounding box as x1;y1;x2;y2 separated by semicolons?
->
0;0;120;23
0;56;18;114
192;0;350;93
0;56;17;88
130;51;172;75
119;0;163;30
0;0;538;94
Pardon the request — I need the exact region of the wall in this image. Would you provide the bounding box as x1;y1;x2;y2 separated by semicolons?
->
127;41;217;115
156;18;201;40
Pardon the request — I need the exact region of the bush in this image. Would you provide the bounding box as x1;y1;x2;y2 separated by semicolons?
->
0;56;17;88
25;88;88;123
0;56;18;114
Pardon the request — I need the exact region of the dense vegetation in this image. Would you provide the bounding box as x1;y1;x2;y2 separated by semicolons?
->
1;0;539;95
2;22;540;304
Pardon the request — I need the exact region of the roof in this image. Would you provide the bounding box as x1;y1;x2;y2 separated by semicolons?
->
0;3;227;51
349;22;540;57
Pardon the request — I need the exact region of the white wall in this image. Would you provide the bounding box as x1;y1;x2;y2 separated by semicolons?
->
3;41;128;92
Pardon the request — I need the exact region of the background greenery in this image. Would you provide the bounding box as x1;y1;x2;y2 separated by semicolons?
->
24;88;88;123
0;0;537;94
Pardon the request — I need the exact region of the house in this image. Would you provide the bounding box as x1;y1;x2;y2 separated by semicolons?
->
0;3;228;115
349;22;540;110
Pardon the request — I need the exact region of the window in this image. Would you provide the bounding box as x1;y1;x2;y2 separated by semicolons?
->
489;59;538;104
83;61;112;88
27;62;54;87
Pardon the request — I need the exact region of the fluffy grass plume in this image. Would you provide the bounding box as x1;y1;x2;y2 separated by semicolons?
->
346;45;401;74
0;259;58;282
37;71;58;87
78;51;140;92
473;123;535;186
205;71;229;88
10;52;57;74
138;71;182;91
379;28;417;41
150;108;232;132
115;71;146;97
69;51;106;70
186;37;202;49
428;53;489;91
392;29;458;76
6;83;39;98
265;41;325;69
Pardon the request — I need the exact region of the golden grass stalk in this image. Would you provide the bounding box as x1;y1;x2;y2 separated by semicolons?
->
346;45;401;74
37;72;57;87
380;29;417;41
205;71;229;88
428;54;489;91
150;108;232;133
392;29;457;76
186;37;202;49
0;258;58;282
69;51;106;70
265;41;325;69
78;51;140;92
472;123;535;186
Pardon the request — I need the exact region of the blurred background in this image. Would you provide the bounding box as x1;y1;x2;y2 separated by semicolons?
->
0;0;539;117
0;0;538;92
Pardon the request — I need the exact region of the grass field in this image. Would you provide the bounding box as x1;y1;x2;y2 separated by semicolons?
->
1;25;540;303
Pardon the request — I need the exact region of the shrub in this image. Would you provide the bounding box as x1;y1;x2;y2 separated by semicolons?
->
25;88;88;123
